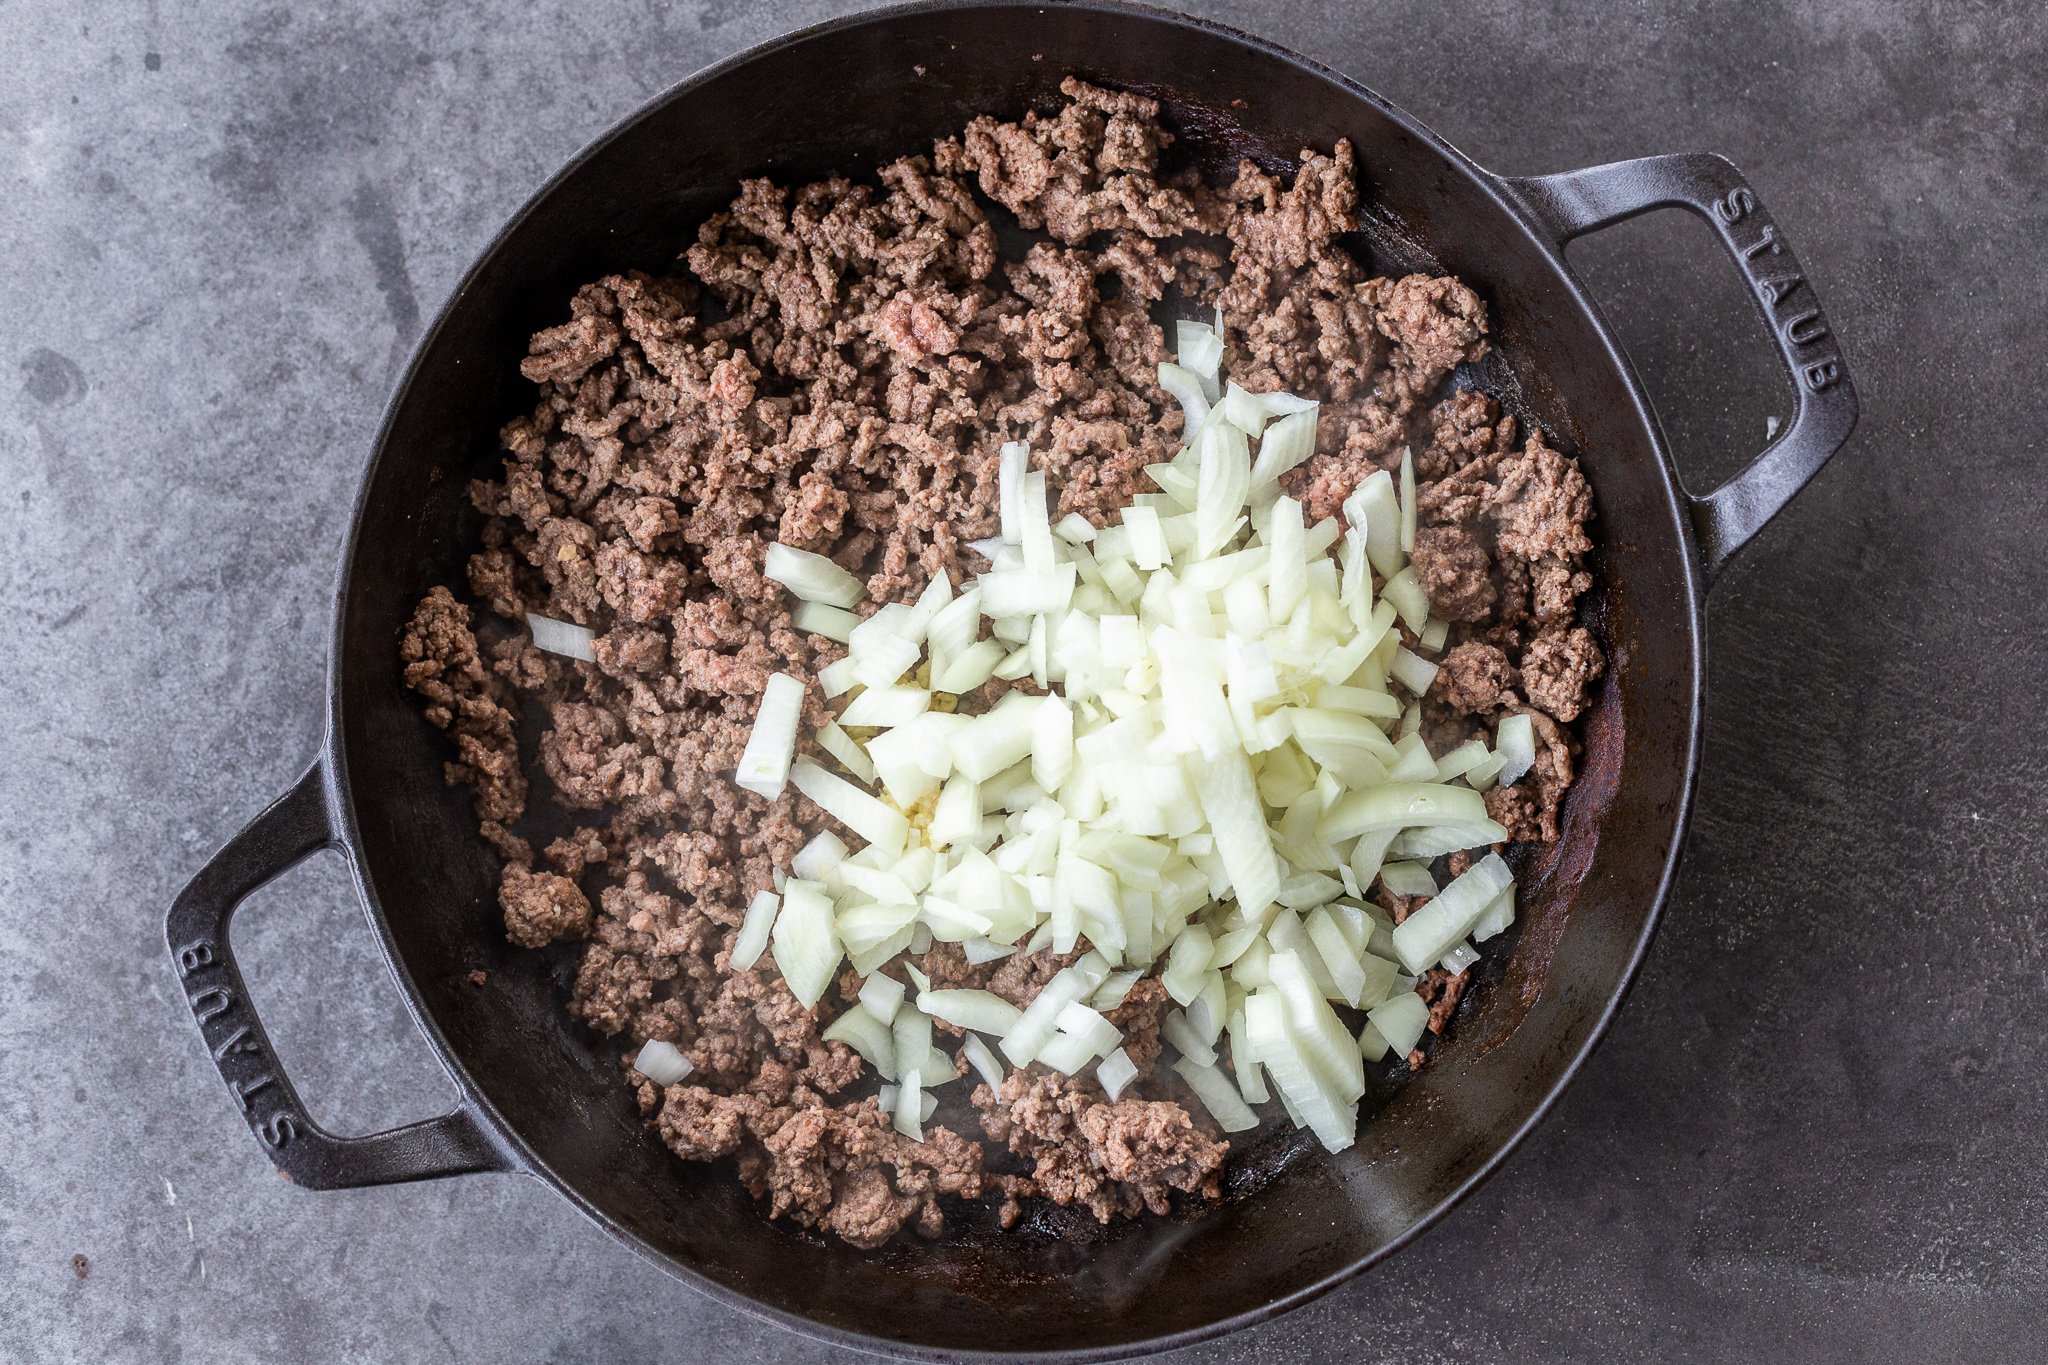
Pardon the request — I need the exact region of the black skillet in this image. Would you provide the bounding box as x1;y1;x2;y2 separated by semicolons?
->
166;2;1858;1357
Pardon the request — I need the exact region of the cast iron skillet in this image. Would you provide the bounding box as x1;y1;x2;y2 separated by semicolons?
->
166;1;1858;1357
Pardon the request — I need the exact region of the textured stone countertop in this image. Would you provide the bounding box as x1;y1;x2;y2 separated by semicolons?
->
3;1;2043;1360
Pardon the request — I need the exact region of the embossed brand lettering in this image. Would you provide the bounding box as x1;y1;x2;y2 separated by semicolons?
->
1715;187;1757;225
1759;275;1804;306
190;985;234;1024
210;1024;262;1062
1741;225;1781;261
1803;360;1840;392
177;941;216;976
259;1112;301;1148
232;1073;277;1111
1783;310;1829;346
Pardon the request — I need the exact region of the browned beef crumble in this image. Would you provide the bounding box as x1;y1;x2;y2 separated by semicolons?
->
400;77;1601;1249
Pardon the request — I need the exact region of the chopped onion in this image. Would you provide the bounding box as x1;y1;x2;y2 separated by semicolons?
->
920;989;1024;1037
858;972;905;1026
1157;361;1212;433
525;612;595;662
1161;1009;1217;1067
1495;713;1537;787
1345;470;1403;579
817;721;877;785
791;600;860;644
895;1067;925;1140
1389;853;1513;973
1379;861;1439;898
770;880;842;1008
764;542;864;609
734;672;805;799
1172;1054;1259;1132
1398;447;1417;555
632;1040;693;1087
1176;320;1225;385
960;1032;1006;1090
824;1004;898;1079
789;759;908;859
1248;406;1319;488
1096;1047;1139;1100
731;889;779;971
1390;646;1439;697
998;441;1031;545
1367;991;1428;1058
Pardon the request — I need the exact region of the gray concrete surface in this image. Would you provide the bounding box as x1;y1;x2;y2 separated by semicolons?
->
2;0;2042;1360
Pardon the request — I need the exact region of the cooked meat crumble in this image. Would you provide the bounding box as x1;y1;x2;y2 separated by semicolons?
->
401;77;1601;1248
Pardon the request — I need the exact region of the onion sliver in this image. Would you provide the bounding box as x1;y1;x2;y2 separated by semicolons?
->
764;542;864;609
1389;853;1513;973
823;1004;898;1080
919;989;1024;1036
525;612;595;662
1495;713;1537;787
734;672;805;798
770;880;842;1008
731;889;780;972
633;1040;693;1087
790;759;908;859
1173;1054;1260;1132
1096;1047;1140;1100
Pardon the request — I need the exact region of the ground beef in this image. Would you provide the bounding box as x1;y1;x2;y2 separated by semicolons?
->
498;864;592;949
403;78;1602;1248
973;1071;1225;1225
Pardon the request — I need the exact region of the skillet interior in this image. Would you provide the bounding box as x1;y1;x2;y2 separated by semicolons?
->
334;3;1701;1354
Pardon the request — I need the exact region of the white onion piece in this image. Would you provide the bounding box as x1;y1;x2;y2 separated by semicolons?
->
633;1040;693;1087
1471;884;1516;942
1495;713;1537;787
1380;567;1430;632
961;937;1016;966
525;612;595;662
1357;1019;1392;1062
1398;447;1417;555
764;542;864;609
731;889;779;971
791;600;860;644
1173;1054;1260;1132
1161;1010;1216;1067
1439;941;1481;975
998;441;1031;545
1157;361;1212;433
960;1032;1006;1090
1344;470;1403;579
789;759;908;859
789;831;847;884
919;989;1024;1037
1248;406;1318;488
858;972;905;1026
1176;320;1224;385
1390;647;1439;697
770;880;841;1008
824;1005;899;1080
1418;616;1449;654
1367;991;1429;1058
734;672;805;799
1096;1047;1139;1100
1379;861;1439;898
895;1068;925;1140
1389;853;1513;973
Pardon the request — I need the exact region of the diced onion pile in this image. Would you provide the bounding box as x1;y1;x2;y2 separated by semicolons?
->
717;320;1534;1149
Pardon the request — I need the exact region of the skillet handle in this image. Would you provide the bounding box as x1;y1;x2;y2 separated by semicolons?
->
166;762;515;1188
1502;153;1859;582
